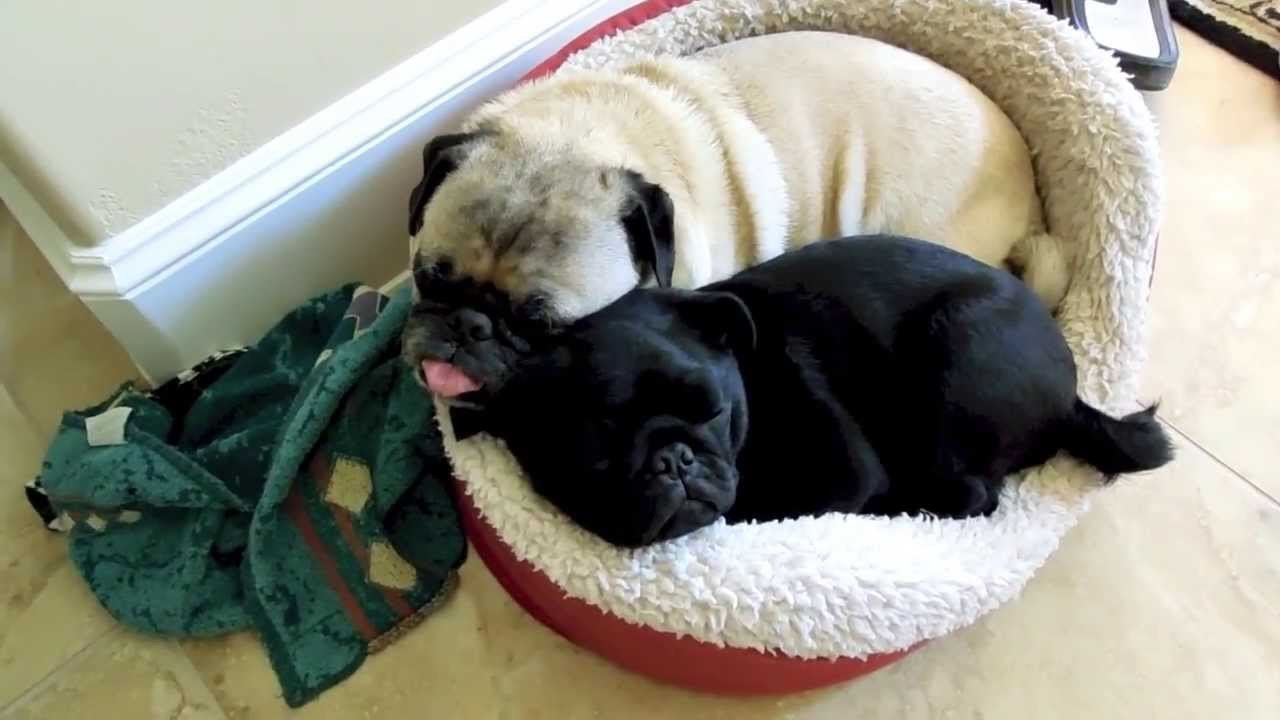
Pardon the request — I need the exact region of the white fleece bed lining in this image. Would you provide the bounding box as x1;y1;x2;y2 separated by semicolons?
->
441;0;1161;660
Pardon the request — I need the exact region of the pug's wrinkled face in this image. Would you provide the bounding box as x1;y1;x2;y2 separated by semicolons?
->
452;288;758;547
402;131;676;404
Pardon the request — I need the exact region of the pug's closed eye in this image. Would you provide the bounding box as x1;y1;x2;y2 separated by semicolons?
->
413;258;453;293
678;400;728;427
514;295;557;334
643;374;723;423
699;404;729;423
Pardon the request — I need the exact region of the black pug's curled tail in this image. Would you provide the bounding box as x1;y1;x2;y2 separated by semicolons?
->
1060;400;1174;480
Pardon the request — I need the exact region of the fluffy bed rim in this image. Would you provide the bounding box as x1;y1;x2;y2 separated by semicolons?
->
440;0;1161;661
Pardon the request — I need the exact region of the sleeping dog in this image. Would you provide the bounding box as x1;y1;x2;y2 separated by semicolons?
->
403;33;1069;405
451;236;1172;547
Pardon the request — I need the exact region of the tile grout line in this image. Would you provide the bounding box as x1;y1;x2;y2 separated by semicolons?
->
170;639;233;720
0;624;114;714
1159;414;1280;508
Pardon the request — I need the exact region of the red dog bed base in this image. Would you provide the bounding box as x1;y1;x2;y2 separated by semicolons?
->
457;479;916;694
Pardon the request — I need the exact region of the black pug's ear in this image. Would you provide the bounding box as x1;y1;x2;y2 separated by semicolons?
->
408;131;486;237
677;291;757;355
620;170;676;288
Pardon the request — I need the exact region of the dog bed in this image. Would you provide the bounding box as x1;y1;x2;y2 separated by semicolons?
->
440;0;1162;693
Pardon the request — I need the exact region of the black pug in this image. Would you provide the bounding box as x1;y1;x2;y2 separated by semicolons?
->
451;235;1173;547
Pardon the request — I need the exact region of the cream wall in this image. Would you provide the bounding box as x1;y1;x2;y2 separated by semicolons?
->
0;0;504;246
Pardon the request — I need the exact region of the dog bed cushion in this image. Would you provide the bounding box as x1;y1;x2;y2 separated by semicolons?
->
442;0;1161;674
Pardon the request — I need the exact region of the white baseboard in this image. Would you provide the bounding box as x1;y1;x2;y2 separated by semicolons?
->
0;162;78;283
1;0;641;382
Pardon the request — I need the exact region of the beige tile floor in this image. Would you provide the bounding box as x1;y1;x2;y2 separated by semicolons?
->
2;27;1278;720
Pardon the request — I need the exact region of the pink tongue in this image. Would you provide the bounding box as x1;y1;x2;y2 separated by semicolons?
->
422;360;481;397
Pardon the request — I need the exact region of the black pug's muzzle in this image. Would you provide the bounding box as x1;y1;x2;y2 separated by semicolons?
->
629;416;739;544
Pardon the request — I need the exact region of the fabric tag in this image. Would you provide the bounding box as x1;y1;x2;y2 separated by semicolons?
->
50;511;75;533
85;406;133;446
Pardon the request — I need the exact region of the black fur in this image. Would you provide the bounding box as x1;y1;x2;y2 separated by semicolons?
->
620;171;676;288
456;235;1173;547
408;132;486;237
1061;401;1172;478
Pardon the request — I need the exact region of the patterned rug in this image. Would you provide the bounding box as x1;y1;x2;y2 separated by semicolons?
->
1171;0;1280;78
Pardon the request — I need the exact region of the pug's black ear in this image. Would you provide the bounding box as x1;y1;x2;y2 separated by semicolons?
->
621;171;675;288
679;291;757;354
408;132;485;237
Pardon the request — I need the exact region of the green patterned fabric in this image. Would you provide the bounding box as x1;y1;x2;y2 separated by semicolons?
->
34;284;464;707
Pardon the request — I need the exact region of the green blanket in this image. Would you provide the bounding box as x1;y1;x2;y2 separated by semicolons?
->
30;284;465;707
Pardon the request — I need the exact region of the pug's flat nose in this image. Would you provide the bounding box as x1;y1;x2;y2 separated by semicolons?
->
650;443;696;476
449;309;493;342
